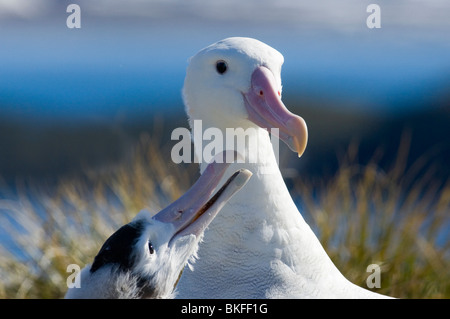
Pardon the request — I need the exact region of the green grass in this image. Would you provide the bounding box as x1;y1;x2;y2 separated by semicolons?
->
0;132;448;298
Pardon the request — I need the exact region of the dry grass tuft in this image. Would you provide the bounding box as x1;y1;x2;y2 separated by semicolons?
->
0;134;196;298
0;132;448;298
295;133;449;298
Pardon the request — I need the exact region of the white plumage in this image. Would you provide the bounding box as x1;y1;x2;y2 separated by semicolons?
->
65;159;252;299
176;37;391;298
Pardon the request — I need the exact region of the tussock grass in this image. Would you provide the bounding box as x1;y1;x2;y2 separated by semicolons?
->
295;133;449;298
0;132;448;298
0;134;196;299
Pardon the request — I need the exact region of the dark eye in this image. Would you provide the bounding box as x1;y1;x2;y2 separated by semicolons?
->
148;241;154;254
216;60;228;74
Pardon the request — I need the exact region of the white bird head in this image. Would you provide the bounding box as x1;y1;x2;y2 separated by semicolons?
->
183;37;308;157
65;155;252;299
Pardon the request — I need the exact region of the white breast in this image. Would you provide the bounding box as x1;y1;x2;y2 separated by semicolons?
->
176;128;388;298
176;37;391;299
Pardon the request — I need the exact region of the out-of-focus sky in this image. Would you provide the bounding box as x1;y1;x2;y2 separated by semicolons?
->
0;0;449;181
0;0;449;122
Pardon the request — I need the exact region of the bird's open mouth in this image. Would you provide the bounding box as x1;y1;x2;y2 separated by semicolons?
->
152;151;252;246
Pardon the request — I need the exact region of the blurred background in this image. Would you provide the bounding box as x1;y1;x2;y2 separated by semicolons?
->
0;0;449;182
0;0;449;298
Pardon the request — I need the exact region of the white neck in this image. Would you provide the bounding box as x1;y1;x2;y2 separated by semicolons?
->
176;123;387;298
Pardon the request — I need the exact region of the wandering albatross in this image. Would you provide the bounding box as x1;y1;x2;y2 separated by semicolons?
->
176;37;391;298
65;157;252;299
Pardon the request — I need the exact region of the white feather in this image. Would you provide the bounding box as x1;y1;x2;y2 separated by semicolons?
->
176;37;391;299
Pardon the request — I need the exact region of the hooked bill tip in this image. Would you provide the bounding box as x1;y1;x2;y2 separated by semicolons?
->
286;116;308;158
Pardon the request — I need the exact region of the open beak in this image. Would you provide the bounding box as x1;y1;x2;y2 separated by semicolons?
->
243;66;308;157
153;152;252;244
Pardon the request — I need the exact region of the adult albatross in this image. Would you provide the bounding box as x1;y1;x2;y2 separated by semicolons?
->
176;37;391;298
65;157;252;299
